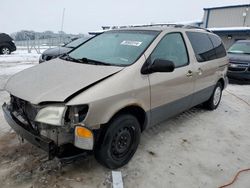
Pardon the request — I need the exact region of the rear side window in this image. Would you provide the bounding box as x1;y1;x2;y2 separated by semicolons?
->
186;32;216;62
187;32;226;62
208;34;227;59
0;33;12;42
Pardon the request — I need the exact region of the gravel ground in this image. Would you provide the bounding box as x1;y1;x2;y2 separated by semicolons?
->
0;54;250;188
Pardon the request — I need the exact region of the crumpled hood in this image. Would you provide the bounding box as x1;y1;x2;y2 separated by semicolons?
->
5;59;123;104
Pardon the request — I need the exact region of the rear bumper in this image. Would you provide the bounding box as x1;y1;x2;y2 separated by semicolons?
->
11;45;16;52
2;103;58;159
9;43;16;52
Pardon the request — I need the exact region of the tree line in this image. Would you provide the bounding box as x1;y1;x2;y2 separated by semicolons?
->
10;30;85;41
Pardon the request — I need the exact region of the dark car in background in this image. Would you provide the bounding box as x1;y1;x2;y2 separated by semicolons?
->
0;33;16;55
227;40;250;81
39;37;90;63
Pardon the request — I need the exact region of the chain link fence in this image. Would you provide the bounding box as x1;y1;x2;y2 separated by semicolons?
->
15;37;72;54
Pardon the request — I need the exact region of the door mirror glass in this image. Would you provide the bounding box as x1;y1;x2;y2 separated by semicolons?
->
150;59;175;73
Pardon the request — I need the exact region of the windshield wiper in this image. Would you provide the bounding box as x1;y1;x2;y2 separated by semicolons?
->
77;57;113;66
60;54;82;63
61;55;117;66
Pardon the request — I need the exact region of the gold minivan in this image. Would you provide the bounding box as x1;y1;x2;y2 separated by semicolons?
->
2;25;228;169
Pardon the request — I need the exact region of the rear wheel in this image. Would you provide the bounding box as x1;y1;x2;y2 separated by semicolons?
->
95;114;141;169
203;82;223;110
0;46;11;55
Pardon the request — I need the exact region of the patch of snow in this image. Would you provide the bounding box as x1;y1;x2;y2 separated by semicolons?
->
0;50;40;63
0;50;39;77
0;63;36;76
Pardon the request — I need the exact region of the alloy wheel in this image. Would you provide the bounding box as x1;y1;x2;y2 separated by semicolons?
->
2;47;10;54
213;86;222;106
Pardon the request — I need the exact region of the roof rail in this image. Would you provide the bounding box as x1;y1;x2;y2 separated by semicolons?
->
183;25;212;33
130;24;213;33
131;23;185;28
99;24;213;33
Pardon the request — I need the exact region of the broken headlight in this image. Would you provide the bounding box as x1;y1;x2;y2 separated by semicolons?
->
35;106;66;126
35;105;88;126
64;105;89;124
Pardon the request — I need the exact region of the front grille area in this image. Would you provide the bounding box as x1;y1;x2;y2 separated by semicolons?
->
228;67;247;72
228;62;250;72
10;95;40;134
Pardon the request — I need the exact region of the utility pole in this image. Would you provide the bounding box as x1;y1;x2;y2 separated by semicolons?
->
59;8;65;46
61;8;65;32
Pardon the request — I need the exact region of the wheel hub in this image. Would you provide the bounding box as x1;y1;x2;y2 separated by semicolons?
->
111;127;133;159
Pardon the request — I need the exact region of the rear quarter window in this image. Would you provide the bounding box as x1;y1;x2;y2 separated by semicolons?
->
208;34;227;59
0;33;12;42
186;31;225;62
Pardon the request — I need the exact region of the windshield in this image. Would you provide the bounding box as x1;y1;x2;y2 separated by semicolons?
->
65;37;89;48
68;31;159;66
228;42;250;54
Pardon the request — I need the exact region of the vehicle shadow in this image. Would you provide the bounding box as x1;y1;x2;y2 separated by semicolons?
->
229;78;250;85
141;105;206;145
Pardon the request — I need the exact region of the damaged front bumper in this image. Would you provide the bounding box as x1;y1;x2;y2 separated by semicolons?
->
2;102;94;161
2;103;58;159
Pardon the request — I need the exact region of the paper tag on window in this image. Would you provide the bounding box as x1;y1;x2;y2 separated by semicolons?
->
121;40;142;46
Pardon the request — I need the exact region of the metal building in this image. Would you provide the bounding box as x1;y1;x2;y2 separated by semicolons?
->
202;4;250;49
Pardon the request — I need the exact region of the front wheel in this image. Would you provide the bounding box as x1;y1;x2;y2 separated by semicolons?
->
95;114;141;169
203;82;223;110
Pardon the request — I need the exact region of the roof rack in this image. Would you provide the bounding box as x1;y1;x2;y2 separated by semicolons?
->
131;23;185;28
129;24;212;33
182;25;212;33
98;24;212;33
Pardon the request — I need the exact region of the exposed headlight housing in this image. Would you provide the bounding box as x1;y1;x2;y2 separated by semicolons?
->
35;106;66;126
65;105;89;124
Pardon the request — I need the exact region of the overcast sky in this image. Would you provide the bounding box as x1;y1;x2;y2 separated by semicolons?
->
1;0;250;34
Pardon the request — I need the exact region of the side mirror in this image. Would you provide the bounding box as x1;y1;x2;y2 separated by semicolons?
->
142;59;175;74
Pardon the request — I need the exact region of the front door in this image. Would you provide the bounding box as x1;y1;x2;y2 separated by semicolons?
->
148;32;195;126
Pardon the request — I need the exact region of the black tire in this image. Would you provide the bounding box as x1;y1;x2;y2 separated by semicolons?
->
203;82;223;110
95;114;141;169
0;46;11;55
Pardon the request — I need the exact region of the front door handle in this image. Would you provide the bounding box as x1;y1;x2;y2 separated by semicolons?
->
186;70;193;77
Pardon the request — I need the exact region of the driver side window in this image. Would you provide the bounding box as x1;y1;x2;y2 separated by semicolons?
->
150;33;189;68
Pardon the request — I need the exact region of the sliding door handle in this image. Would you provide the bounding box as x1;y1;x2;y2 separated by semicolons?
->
197;68;203;75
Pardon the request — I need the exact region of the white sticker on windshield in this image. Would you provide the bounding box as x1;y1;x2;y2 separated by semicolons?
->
121;40;142;47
